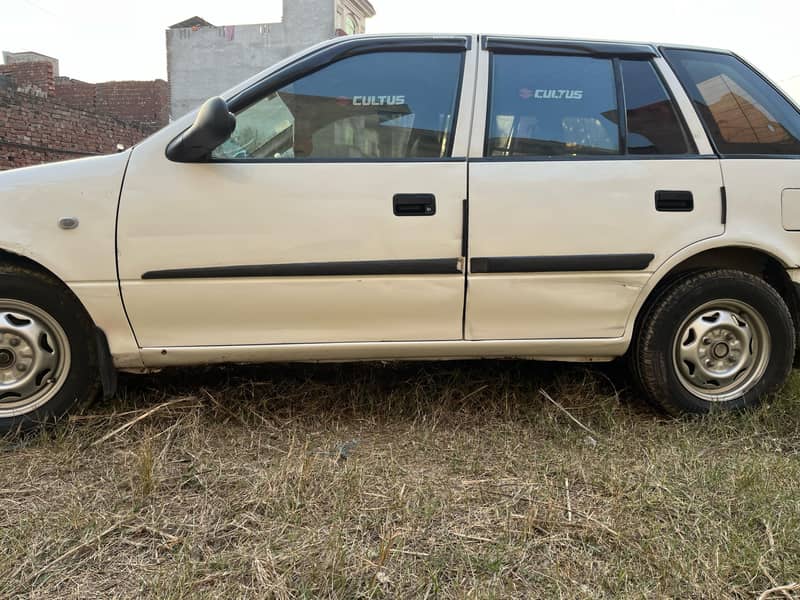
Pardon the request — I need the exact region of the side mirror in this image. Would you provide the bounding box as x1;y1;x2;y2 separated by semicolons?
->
165;97;236;162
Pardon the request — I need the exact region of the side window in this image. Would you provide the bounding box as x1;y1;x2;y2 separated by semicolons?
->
213;51;463;161
620;60;694;155
663;49;800;155
485;54;620;157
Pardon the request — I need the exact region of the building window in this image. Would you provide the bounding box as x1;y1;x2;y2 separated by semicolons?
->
345;15;359;35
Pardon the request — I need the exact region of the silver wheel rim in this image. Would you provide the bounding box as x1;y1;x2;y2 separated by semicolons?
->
672;299;771;402
0;300;71;418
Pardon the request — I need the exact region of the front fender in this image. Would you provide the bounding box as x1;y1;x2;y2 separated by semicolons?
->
0;152;143;368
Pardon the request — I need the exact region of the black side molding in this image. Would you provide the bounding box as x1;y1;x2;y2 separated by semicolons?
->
482;36;657;59
721;186;728;224
143;258;461;280
470;254;655;274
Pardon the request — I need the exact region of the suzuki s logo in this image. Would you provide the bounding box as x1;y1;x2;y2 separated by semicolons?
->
520;88;584;100
353;95;406;106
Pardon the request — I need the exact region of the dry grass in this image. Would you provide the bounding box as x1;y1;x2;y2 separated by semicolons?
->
2;360;800;599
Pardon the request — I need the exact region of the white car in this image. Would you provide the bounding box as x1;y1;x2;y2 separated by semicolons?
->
2;34;800;431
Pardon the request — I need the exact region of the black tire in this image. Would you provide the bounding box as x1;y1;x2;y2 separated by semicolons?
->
0;265;98;434
632;269;794;415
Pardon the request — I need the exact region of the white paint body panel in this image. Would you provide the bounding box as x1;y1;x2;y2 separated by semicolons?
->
0;154;142;367
466;160;725;339
117;39;478;348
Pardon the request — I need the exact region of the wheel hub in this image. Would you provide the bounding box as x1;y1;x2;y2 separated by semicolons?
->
0;348;14;368
0;302;70;416
673;300;771;402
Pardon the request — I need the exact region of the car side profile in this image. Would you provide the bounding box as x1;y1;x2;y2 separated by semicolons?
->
2;34;800;431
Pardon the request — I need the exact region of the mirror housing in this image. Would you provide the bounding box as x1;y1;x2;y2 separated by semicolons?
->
165;97;236;162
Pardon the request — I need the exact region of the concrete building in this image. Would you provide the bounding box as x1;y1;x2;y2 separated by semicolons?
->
166;0;376;119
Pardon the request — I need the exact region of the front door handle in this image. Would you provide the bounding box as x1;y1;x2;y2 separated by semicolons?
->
656;190;694;212
393;194;436;216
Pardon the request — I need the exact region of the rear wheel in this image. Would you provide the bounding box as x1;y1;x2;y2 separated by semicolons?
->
633;269;794;415
0;265;97;433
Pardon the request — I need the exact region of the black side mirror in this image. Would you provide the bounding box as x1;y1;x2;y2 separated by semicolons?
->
165;97;236;162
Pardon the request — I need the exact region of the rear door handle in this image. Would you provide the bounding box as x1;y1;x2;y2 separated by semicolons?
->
656;190;694;212
393;194;436;216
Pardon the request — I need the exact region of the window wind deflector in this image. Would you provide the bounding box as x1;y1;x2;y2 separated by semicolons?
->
227;36;471;112
482;37;657;59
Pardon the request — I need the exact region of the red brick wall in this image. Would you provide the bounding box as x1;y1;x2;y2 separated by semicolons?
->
53;77;95;108
0;86;152;171
0;62;55;97
95;80;169;128
56;77;169;129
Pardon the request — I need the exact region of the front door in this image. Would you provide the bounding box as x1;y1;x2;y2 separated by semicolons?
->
117;41;474;348
466;40;725;340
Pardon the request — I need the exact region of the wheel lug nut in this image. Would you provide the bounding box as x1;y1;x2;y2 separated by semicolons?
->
9;338;19;347
703;338;711;345
16;364;26;372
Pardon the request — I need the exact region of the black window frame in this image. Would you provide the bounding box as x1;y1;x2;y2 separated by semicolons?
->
480;37;700;162
660;46;800;159
167;36;471;164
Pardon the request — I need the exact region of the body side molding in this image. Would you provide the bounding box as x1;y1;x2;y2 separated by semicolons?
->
142;258;462;280
470;254;655;274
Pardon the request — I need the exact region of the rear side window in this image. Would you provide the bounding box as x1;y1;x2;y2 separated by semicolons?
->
485;54;620;157
663;48;800;155
620;60;694;155
213;51;463;161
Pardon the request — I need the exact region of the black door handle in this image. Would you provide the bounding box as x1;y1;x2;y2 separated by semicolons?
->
656;190;694;212
393;194;436;216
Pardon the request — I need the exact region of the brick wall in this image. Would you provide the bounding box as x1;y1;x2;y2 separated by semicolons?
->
56;77;169;130
0;86;152;171
95;80;170;128
0;61;55;97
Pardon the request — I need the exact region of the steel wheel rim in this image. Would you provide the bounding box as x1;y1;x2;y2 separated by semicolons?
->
0;300;71;418
672;299;771;403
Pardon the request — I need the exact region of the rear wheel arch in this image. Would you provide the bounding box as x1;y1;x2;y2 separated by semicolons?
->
630;246;800;361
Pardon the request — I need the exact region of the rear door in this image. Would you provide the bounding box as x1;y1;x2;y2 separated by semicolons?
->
466;39;724;340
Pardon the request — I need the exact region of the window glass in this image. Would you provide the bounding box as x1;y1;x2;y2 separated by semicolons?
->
485;54;620;157
663;49;800;155
213;51;463;161
620;60;693;155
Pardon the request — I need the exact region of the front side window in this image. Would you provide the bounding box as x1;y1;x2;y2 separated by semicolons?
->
663;48;800;155
213;51;463;161
485;54;620;157
620;59;693;155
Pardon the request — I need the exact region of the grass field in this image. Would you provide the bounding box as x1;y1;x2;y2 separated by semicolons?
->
2;360;799;599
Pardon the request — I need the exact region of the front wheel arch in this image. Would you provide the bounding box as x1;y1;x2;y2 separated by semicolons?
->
0;248;116;402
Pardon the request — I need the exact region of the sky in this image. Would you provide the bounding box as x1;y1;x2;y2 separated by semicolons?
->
3;0;800;100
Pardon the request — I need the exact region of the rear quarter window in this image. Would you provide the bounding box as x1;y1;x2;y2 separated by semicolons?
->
663;48;800;155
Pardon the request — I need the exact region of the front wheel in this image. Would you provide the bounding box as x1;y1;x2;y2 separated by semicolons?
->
632;269;795;415
0;266;98;433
